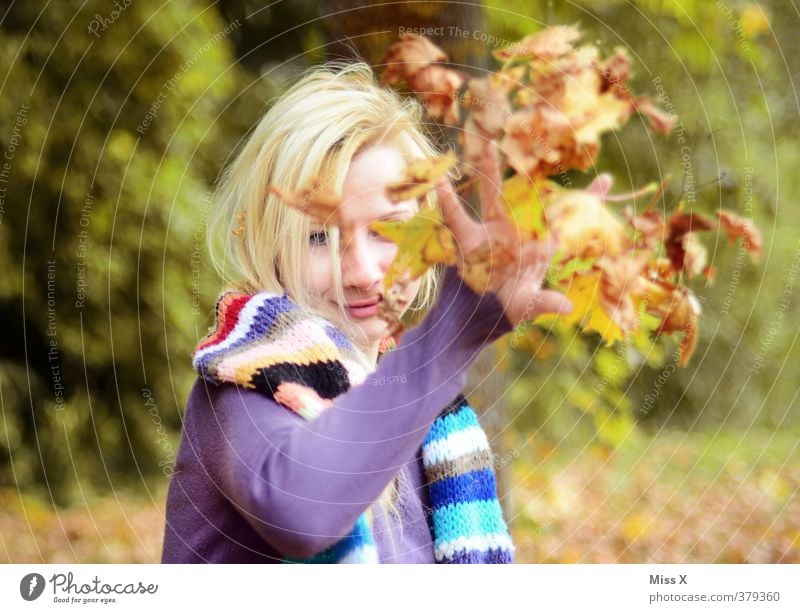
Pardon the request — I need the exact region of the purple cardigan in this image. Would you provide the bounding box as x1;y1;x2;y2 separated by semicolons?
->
161;267;513;563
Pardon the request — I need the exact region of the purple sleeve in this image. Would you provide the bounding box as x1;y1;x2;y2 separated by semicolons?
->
211;266;513;558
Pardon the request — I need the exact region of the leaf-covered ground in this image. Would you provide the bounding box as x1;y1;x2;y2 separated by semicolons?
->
1;428;797;563
509;428;799;563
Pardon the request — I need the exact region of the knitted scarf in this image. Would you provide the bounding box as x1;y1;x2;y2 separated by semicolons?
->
192;287;515;564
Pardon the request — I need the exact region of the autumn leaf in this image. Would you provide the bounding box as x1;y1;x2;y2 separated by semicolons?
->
458;241;517;295
409;65;465;125
664;211;715;276
717;210;762;260
379;34;465;125
545;191;631;262
385;150;458;203
369;206;457;289
493;25;581;61
536;270;627;346
634;97;677;136
379;33;447;86
500;173;552;238
268;180;348;230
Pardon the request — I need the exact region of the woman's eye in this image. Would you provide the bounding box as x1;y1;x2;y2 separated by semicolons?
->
309;230;328;246
370;229;391;241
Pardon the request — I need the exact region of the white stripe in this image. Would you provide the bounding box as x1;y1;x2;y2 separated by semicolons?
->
434;533;515;560
193;293;279;364
339;544;379;564
422;426;490;466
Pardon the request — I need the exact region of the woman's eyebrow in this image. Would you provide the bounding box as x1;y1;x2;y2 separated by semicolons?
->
375;208;414;221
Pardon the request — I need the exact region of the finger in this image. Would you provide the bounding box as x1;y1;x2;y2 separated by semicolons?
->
536;289;574;316
435;177;479;243
518;237;557;269
478;140;503;222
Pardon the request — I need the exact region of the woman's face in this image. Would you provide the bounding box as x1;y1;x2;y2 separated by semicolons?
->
302;142;423;350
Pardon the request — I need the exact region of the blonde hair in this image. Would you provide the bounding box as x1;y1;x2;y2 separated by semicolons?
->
206;61;447;527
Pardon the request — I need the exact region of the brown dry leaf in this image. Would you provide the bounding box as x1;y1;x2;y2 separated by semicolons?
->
268;180;346;229
596;252;651;334
625;206;665;251
546;191;630;261
598;48;631;92
407;64;465;125
377;282;410;337
638;278;702;367
463;76;511;136
385;150;458;203
634;97;677;136
665;212;715;274
493;25;581;61
379;33;447;87
717;211;763;260
458;241;517;294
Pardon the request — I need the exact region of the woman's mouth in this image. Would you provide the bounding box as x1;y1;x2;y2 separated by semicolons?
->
345;297;381;319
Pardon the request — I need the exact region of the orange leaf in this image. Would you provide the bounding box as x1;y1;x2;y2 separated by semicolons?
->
385;150;458;203
717;210;762;260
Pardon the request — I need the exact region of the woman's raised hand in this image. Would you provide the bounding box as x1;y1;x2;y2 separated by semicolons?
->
435;140;573;327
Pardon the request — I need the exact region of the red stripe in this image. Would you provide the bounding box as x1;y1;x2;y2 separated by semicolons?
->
194;293;250;353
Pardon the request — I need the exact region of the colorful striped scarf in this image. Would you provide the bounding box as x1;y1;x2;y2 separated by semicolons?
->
192;288;515;564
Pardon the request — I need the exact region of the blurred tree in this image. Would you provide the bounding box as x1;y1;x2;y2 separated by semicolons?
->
0;0;262;503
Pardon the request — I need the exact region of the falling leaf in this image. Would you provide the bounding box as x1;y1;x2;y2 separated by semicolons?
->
598;48;631;92
493;25;581;61
379;33;447;87
546;191;630;261
370;206;457;289
500;174;552;238
407;64;465;125
596;252;650;335
268;180;347;229
717;211;762;260
458;241;517;294
665;211;715;274
537;270;627;346
385;151;458;203
634;97;677;136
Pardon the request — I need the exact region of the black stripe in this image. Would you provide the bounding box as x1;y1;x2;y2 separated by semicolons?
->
438;392;469;418
250;360;351;400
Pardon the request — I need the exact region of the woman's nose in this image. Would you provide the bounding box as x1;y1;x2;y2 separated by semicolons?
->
340;230;385;291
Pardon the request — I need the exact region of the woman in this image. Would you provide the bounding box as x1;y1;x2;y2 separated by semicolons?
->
161;61;572;563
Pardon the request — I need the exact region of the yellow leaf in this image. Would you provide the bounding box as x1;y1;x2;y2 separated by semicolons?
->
535;270;625;346
370;207;457;289
385;150;458;203
500;174;551;238
621;512;650;542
